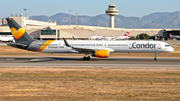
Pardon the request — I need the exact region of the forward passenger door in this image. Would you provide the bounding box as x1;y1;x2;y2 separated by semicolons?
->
129;42;132;49
158;43;161;49
58;43;64;48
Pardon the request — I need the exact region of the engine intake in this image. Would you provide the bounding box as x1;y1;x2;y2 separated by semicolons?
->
92;50;109;58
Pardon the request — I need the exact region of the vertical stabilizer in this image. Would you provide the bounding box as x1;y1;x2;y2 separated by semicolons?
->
6;18;35;44
124;32;129;36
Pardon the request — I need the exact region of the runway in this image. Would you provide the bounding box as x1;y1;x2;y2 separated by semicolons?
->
0;56;179;68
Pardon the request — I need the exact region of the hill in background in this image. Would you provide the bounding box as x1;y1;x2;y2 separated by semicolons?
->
30;11;180;29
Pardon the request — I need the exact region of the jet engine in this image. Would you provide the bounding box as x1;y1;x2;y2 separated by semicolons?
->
91;50;109;58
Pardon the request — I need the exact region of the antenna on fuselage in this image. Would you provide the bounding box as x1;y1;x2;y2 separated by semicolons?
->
72;36;76;40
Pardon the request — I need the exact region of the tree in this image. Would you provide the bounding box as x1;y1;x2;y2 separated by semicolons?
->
139;33;150;39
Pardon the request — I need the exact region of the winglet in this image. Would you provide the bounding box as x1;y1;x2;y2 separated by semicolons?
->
72;36;76;40
63;38;70;47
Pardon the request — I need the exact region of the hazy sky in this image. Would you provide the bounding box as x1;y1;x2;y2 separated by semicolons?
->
1;0;179;18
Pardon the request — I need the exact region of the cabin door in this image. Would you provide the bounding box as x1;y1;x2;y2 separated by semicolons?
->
158;43;161;49
58;43;64;48
129;42;132;49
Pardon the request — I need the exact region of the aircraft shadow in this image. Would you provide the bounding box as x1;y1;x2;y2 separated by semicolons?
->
28;57;153;62
27;57;81;62
0;57;178;63
28;57;180;63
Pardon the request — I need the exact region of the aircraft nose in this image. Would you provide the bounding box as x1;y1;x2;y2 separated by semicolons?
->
169;47;174;52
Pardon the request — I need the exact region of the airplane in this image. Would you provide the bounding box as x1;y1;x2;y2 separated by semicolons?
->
6;18;174;61
91;31;130;40
113;31;130;40
91;35;105;40
0;35;14;42
169;34;180;39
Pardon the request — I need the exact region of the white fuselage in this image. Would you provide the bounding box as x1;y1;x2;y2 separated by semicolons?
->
28;40;174;53
113;36;130;40
91;36;130;40
0;36;14;42
170;35;180;38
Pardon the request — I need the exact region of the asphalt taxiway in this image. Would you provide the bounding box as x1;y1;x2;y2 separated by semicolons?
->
0;56;179;68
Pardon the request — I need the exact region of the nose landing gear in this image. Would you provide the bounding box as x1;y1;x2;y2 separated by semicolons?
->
154;53;159;61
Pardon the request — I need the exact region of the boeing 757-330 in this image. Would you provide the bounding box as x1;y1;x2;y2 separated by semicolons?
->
6;18;174;61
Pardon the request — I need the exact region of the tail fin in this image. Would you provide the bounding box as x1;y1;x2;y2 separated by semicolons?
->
6;18;35;44
124;31;129;36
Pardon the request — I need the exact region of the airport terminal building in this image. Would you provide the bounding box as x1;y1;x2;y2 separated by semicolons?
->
0;15;180;40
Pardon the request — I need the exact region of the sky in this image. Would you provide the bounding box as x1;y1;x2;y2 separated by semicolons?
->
0;0;180;18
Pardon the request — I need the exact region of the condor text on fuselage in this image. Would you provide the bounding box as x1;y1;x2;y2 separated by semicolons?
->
132;42;156;49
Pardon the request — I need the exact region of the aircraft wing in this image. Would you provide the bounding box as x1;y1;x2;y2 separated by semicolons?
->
63;38;114;53
72;47;96;52
71;46;114;53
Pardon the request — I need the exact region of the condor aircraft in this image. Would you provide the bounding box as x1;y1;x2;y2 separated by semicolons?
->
6;18;174;60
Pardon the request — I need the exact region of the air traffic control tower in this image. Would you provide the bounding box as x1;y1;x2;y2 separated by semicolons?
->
105;3;118;28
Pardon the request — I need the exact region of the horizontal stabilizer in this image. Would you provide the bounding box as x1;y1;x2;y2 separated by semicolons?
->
7;43;27;47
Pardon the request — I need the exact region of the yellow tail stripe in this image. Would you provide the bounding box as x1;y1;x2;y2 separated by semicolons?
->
37;40;54;52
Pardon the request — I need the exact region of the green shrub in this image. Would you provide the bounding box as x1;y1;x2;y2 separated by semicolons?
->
139;33;150;39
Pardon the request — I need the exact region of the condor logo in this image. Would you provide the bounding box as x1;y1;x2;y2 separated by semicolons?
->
10;27;25;39
132;42;157;49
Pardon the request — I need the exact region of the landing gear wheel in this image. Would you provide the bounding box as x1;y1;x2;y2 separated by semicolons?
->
82;56;90;61
154;53;159;61
83;57;86;60
87;56;90;60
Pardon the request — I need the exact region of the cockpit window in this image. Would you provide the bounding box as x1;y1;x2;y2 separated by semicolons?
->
165;45;170;47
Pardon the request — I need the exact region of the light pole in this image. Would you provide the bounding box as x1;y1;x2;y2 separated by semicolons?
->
76;13;77;26
97;21;99;27
69;9;71;26
23;8;28;19
175;17;177;29
151;21;154;29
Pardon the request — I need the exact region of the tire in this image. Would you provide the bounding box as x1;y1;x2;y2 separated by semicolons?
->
154;58;157;61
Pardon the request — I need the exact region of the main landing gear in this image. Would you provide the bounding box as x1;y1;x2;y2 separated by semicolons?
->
154;53;159;61
83;56;90;61
82;53;90;61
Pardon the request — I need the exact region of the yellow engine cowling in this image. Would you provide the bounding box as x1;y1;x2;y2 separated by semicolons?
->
92;50;109;58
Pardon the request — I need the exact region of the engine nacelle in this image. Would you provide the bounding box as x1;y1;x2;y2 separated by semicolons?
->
92;50;109;58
